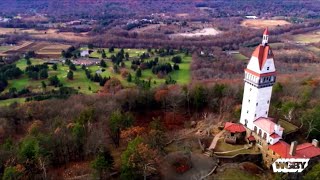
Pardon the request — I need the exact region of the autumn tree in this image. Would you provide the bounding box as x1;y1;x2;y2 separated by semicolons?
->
102;77;122;94
121;137;159;180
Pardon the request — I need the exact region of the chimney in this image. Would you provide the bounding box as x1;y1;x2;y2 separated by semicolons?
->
289;141;298;156
312;139;319;147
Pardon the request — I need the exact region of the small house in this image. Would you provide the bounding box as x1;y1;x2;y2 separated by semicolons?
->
224;122;246;144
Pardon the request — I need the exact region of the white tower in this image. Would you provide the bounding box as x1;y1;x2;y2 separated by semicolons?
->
240;28;276;130
262;28;269;46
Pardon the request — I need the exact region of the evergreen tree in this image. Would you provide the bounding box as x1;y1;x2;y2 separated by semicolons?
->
109;47;115;53
136;68;142;78
39;69;48;79
69;63;76;71
101;50;107;59
67;70;74;80
100;60;107;67
52;64;58;70
127;73;132;82
41;81;46;91
26;58;32;66
91;149;114;179
49;75;60;87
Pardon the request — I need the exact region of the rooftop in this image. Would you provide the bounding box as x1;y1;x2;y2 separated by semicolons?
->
253;117;283;135
224;122;246;133
252;45;273;70
269;141;320;158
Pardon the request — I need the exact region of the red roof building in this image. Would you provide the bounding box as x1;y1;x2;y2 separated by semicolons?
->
269;140;320;158
224;122;246;133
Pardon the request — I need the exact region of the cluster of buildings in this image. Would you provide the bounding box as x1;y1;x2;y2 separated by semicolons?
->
223;29;320;169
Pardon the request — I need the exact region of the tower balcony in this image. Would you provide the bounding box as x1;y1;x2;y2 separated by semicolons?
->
244;76;276;88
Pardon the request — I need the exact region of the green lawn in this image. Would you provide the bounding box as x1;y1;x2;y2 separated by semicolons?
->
233;53;248;61
214;168;259;180
0;46;11;52
278;119;298;135
214;139;257;157
15;58;45;70
90;48;148;59
0;98;26;106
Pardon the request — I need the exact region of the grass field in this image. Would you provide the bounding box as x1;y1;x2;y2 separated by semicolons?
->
0;98;26;106
4;58;101;94
293;31;320;44
89;48;147;59
214;139;257;156
278;119;298;135
0;46;12;52
233;53;248;61
241;19;290;29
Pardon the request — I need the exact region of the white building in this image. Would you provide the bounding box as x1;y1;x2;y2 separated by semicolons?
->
80;50;90;57
239;28;283;145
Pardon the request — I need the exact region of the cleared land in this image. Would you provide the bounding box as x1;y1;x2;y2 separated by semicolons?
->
0;28;90;42
1;41;71;58
293;30;320;44
171;28;221;38
241;19;291;29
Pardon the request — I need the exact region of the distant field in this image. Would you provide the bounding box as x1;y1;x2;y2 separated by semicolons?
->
293;31;320;44
0;28;90;42
2;41;71;58
0;46;12;52
241;19;291;29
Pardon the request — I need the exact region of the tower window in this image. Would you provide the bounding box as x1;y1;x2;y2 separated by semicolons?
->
248;99;250;103
267;100;269;104
256;103;258;106
255;114;256;117
266;111;268;114
247;110;249;114
267;67;270;70
250;88;252;91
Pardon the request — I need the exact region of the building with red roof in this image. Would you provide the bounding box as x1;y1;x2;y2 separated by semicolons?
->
224;122;246;133
223;122;246;144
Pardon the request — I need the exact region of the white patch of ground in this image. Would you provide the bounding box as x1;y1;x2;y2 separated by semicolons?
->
171;28;221;38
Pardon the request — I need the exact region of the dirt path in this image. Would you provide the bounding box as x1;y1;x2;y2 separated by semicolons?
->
208;130;225;150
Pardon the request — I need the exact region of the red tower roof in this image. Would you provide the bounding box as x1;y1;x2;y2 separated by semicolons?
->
251;45;274;70
263;28;269;35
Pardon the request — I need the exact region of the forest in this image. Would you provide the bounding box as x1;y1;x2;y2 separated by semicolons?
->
1;74;320;179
